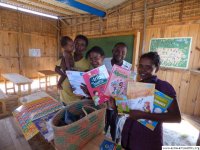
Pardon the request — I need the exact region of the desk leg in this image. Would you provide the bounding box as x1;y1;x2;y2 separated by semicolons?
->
18;85;21;97
28;84;31;94
56;75;58;83
45;76;48;91
38;74;41;90
4;79;8;94
13;83;16;94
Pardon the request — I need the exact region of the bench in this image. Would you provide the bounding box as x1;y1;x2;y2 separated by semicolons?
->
182;114;200;146
1;73;32;96
37;70;58;91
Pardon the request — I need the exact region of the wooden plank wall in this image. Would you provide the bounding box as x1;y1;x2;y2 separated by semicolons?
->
0;8;58;80
60;0;200;116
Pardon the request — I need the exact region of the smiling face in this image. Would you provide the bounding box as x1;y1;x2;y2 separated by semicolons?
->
112;45;127;63
74;38;87;54
138;57;158;81
88;52;104;68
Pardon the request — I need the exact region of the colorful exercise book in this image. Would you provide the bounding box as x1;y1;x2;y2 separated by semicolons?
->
13;97;63;140
127;81;155;112
104;64;131;97
66;71;89;97
138;90;174;131
115;96;130;113
33;111;57;142
100;139;122;150
82;65;110;105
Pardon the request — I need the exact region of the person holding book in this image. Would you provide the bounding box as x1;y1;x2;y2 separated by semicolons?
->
121;52;181;150
103;42;132;73
80;46;105;96
73;34;90;71
103;42;132;142
86;46;105;69
55;35;90;104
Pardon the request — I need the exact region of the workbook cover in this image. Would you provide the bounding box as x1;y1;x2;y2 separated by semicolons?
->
138;90;174;131
13;97;63;140
83;65;110;105
33;111;57;141
104;64;131;97
66;71;89;97
127;81;155;112
115;96;130;113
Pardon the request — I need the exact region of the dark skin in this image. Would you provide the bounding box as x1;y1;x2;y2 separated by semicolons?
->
127;57;181;123
80;52;105;96
111;44;127;67
74;38;87;62
55;40;74;90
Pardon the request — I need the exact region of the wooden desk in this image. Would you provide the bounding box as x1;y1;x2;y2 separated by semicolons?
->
38;70;58;91
1;73;32;96
18;91;53;105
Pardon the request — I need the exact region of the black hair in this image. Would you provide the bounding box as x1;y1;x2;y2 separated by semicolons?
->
60;36;73;47
74;34;89;46
86;46;105;58
140;52;161;67
113;42;128;50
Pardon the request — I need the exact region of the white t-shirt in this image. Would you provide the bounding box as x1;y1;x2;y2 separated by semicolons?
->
103;57;132;73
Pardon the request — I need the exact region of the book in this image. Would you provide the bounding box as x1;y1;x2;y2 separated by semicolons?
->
104;64;131;97
82;65;110;105
127;81;155;112
33;111;57;141
13;97;63;140
115;96;130;113
138;90;174;131
66;71;88;97
100;139;122;150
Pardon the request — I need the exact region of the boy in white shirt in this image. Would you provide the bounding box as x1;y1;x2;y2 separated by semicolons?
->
103;42;132;142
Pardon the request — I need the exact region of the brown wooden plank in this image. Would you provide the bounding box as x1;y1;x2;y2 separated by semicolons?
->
191;24;200;69
165;70;174;84
178;72;190;113
171;71;182;101
185;74;200;115
194;75;200;116
188;24;200;69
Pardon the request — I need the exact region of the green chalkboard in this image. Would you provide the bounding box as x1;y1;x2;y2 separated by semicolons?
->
149;37;192;69
87;35;134;63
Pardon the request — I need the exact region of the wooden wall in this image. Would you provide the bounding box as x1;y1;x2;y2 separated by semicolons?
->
0;8;58;80
60;0;200;116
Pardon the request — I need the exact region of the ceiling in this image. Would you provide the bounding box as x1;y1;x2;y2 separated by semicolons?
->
0;0;129;17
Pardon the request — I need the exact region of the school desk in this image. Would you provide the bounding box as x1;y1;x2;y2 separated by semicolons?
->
1;73;32;96
37;70;58;91
18;91;51;105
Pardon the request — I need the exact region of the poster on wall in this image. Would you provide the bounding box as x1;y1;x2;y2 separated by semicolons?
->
149;37;192;69
29;48;41;57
